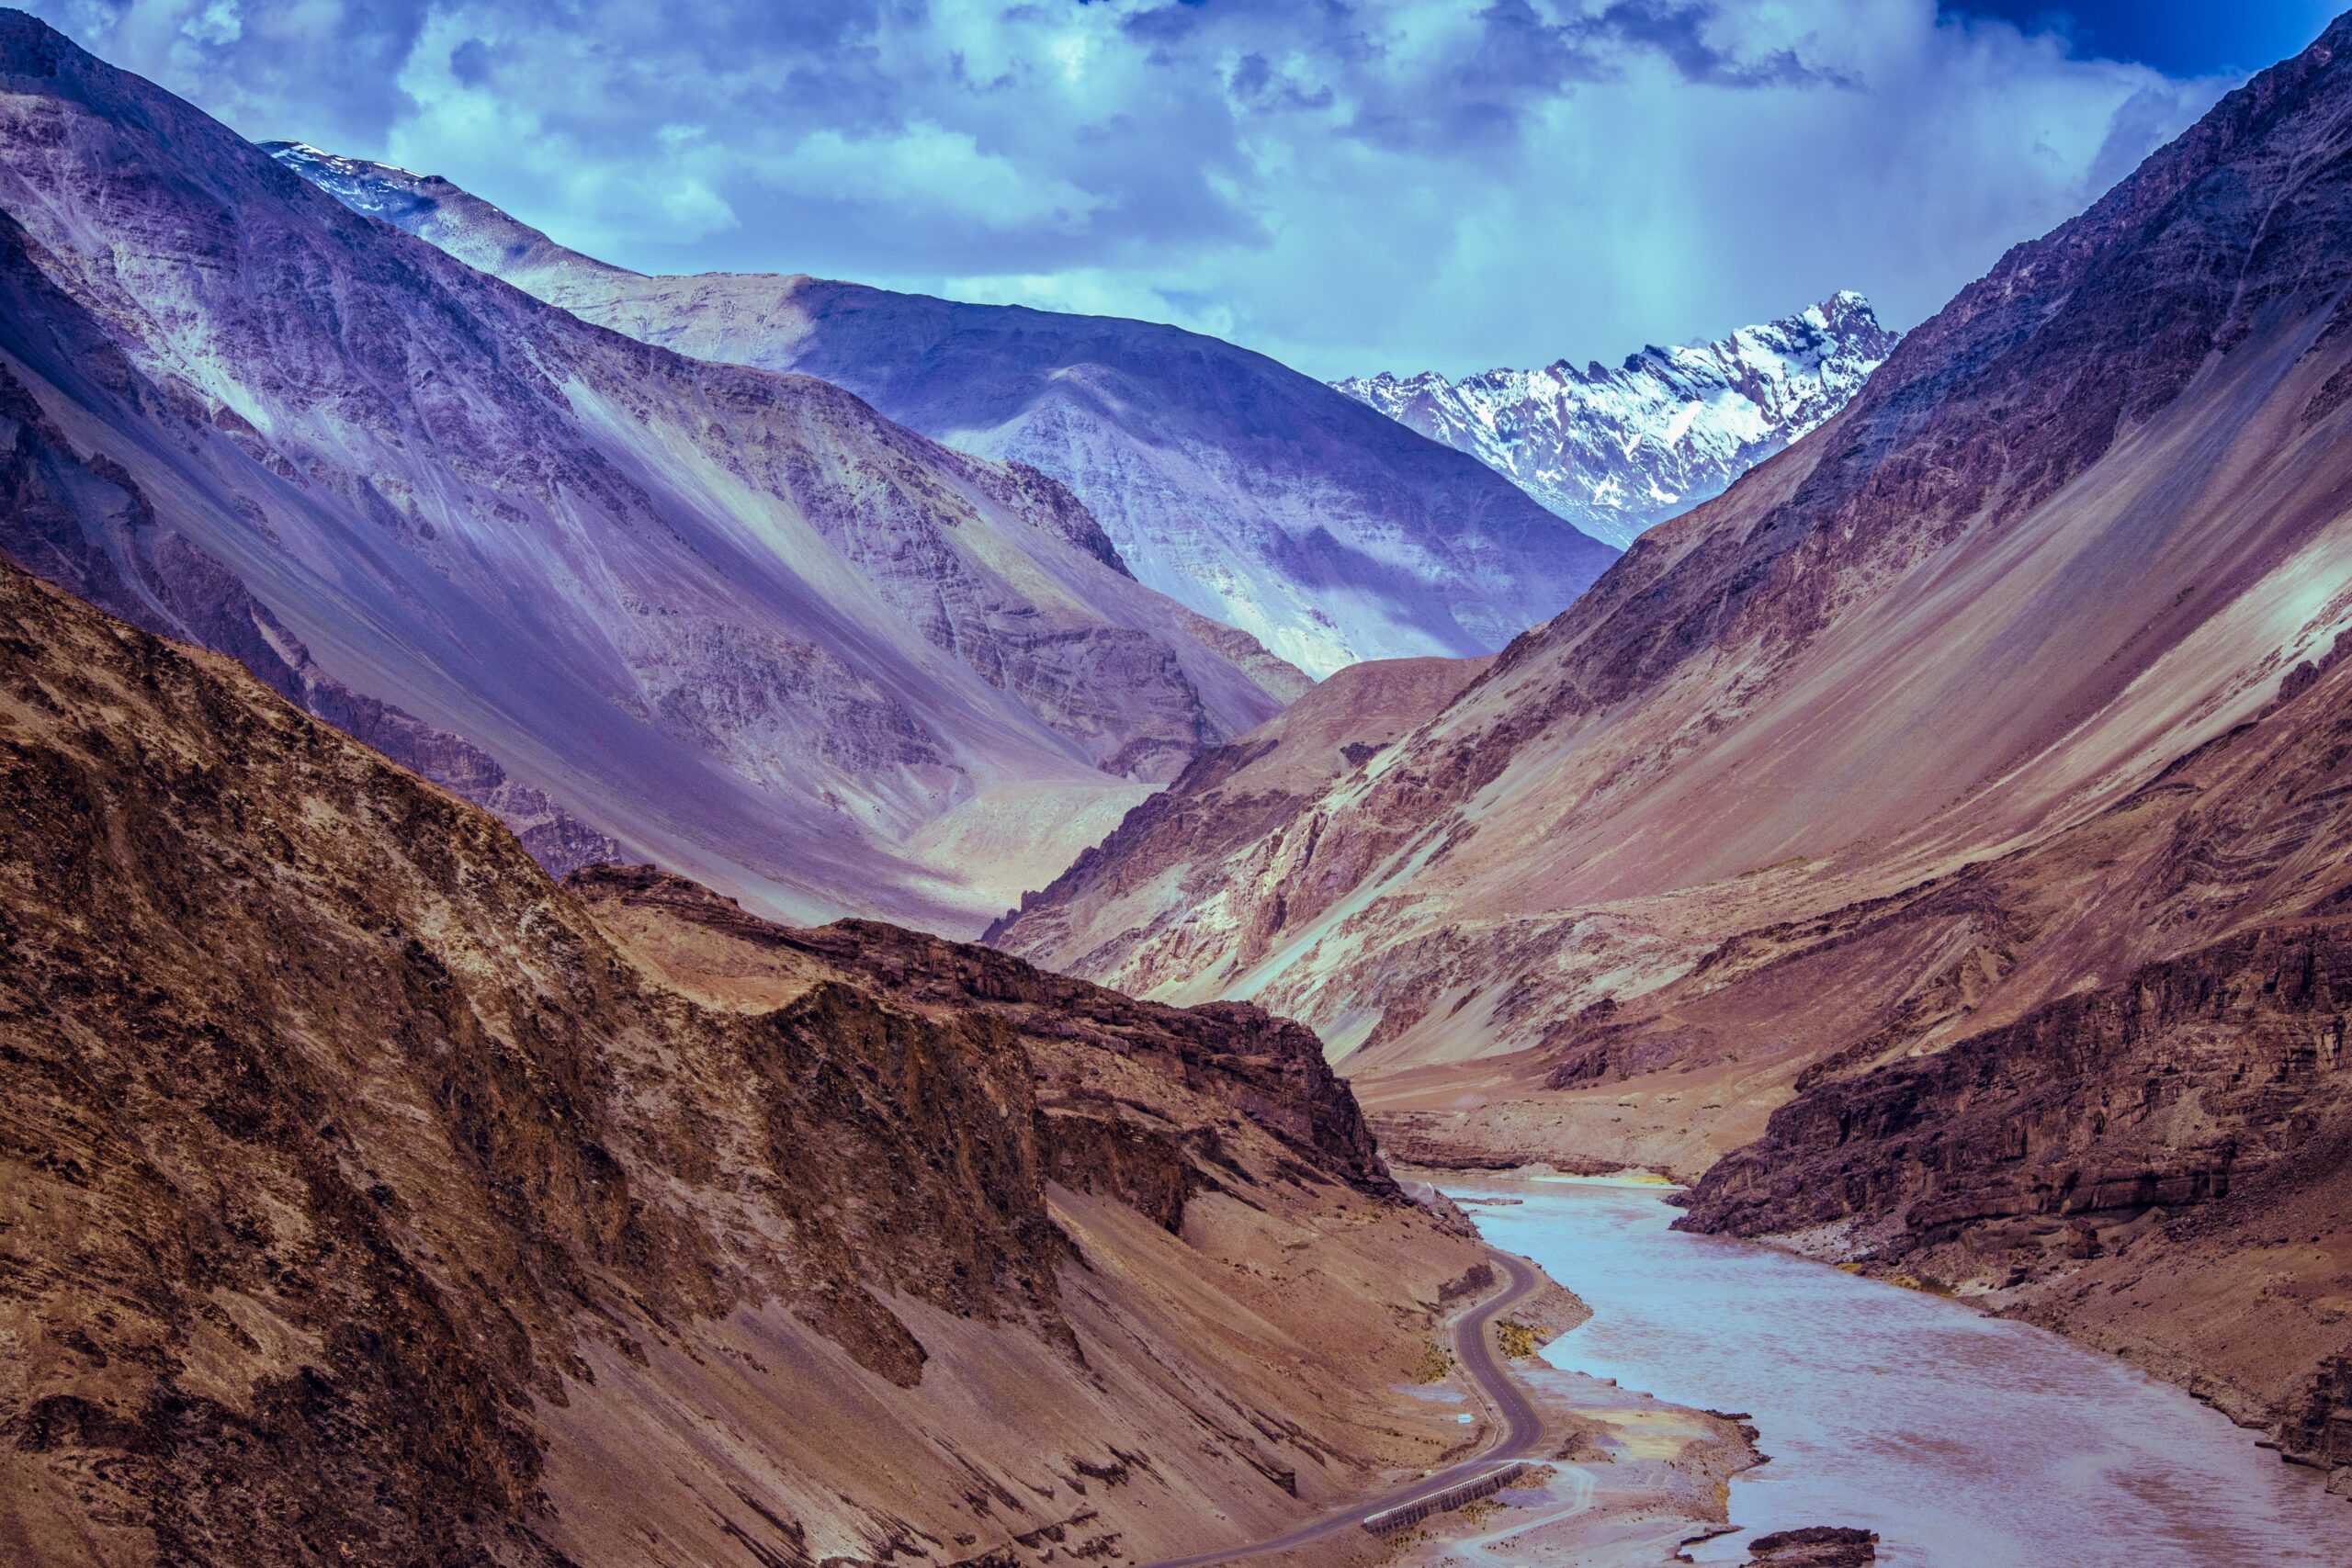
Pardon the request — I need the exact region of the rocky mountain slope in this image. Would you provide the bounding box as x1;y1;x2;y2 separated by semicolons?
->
0;557;1500;1567
268;143;1618;678
1673;635;2352;1475
1334;293;1897;549
995;11;2352;1456
985;653;1489;956
0;16;1303;935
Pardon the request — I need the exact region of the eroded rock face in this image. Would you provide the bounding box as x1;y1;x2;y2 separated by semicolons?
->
267;144;1617;679
0;15;1301;933
0;560;1487;1566
1680;922;2352;1256
2276;1357;2352;1482
1335;292;1896;550
1673;643;2352;1462
571;864;1398;1203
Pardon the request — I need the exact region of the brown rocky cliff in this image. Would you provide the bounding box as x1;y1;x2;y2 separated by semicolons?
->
573;864;1397;1203
1676;647;2352;1472
1682;923;2352;1246
0;559;1069;1562
0;562;1483;1567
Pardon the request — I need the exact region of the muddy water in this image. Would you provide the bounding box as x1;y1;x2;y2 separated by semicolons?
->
1444;1174;2352;1567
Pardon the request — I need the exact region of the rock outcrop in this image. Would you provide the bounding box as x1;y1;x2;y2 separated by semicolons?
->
1662;633;2352;1450
2277;1357;2352;1490
0;558;1494;1566
1743;1527;1879;1568
1336;293;1895;549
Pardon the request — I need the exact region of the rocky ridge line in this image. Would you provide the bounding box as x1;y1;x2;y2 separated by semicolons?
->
1335;292;1896;549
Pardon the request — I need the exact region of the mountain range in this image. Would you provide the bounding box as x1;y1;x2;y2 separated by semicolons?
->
0;21;1639;1566
267;140;1621;677
0;17;1321;932
1334;292;1897;549
993;9;2352;1465
13;0;2352;1555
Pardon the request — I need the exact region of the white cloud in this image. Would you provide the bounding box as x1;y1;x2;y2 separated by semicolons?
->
23;0;2257;378
774;121;1105;233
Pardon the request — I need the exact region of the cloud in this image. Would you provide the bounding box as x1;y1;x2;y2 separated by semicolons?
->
24;0;2251;379
774;120;1106;233
1593;1;1852;88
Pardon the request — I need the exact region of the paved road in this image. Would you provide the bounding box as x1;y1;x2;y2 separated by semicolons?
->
1136;1248;1548;1567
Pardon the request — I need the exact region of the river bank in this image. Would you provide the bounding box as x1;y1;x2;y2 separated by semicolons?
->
1429;1169;2352;1567
1329;1200;1752;1568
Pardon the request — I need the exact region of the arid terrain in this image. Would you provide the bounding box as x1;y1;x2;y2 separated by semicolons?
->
10;2;2352;1561
993;14;2352;1474
268;143;1619;680
0;555;1525;1565
0;14;1308;933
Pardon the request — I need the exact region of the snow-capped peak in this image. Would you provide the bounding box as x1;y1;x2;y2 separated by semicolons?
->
1335;294;1898;548
264;141;436;223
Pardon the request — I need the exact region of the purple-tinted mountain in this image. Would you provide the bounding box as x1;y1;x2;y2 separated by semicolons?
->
270;143;1619;678
0;16;1308;931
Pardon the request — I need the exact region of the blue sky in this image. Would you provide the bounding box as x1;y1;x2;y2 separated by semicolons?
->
1944;3;2337;78
26;2;2337;378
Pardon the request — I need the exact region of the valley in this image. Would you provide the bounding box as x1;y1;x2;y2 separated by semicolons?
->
7;3;2352;1564
990;9;2352;1490
0;555;1521;1566
1451;1175;2352;1567
0;543;1778;1568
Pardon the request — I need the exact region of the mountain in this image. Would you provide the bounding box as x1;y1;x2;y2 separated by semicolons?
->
0;16;1306;935
984;653;1491;964
267;142;1619;678
1333;293;1898;548
1677;640;2352;1468
0;554;1503;1566
994;11;2352;1453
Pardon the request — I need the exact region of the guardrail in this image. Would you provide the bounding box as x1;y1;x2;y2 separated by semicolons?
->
1359;1463;1529;1536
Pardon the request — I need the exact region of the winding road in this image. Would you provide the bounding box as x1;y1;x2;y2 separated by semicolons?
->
1136;1248;1549;1567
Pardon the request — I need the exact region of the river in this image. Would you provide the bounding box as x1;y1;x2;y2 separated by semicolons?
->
1441;1173;2352;1567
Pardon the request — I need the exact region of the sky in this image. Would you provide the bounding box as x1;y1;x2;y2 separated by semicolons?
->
24;1;2342;379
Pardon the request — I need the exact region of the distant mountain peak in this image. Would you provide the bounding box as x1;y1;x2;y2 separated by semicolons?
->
1336;294;1897;547
263;139;637;296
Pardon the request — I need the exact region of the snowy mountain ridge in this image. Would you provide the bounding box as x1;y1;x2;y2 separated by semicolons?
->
1335;292;1898;547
